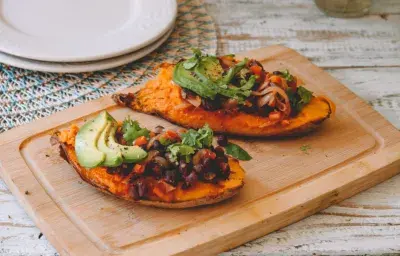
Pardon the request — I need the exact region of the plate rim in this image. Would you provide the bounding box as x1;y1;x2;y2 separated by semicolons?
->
0;0;177;62
0;27;173;73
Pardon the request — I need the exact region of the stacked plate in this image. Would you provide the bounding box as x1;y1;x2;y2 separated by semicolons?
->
0;0;177;73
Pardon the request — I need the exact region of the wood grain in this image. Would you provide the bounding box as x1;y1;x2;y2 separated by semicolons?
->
1;1;400;255
0;45;400;256
204;0;400;67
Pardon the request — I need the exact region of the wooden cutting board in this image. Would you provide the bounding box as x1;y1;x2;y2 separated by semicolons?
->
1;46;399;256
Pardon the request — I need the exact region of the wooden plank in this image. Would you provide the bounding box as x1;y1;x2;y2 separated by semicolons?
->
0;45;399;255
204;0;400;67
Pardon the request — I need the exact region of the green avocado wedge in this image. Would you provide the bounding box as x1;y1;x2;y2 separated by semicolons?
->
97;122;124;167
107;124;147;164
75;111;108;168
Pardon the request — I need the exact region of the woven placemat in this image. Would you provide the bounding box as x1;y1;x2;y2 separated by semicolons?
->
0;0;217;133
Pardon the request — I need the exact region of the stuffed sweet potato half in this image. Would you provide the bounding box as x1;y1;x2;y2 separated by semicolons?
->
53;111;247;208
113;50;335;137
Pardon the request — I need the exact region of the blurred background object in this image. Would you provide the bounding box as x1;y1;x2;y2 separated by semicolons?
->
315;0;372;17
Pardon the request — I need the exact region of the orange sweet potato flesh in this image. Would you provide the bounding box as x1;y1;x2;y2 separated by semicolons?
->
54;132;244;209
113;64;335;137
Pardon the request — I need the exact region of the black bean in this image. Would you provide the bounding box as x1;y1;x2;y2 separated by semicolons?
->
136;181;147;198
202;157;212;169
217;135;228;147
214;146;225;157
185;172;198;187
273;71;282;76
193;164;204;174
203;172;216;181
164;170;177;186
201;97;222;111
178;160;189;175
132;185;140;200
219;162;230;175
152;140;165;151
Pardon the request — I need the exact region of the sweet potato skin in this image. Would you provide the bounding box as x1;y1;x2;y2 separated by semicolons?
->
54;134;244;208
113;65;335;137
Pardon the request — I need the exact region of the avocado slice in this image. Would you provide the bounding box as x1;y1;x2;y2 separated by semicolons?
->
173;61;217;100
107;124;147;163
97;122;123;167
75;111;108;168
194;56;224;82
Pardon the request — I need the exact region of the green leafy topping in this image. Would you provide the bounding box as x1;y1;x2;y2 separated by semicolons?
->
219;58;248;85
300;144;311;155
122;116;150;145
280;69;294;82
159;136;173;146
167;144;195;163
173;50;252;104
167;124;214;163
297;86;313;105
224;142;252;161
183;48;202;70
240;75;256;90
182;124;214;148
287;86;314;113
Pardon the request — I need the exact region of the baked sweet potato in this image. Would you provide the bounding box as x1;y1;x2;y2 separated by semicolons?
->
53;127;245;209
113;64;335;137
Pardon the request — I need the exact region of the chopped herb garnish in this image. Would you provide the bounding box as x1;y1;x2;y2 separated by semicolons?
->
280;69;294;82
300;144;311;154
167;124;214;163
287;86;314;114
122;116;150;145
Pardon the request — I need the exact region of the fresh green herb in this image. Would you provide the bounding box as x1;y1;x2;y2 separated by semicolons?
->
174;49;255;104
297;86;313;106
181;124;213;148
167;144;195;163
240;75;256;90
219;58;248;85
167;124;214;163
287;86;314;113
122;116;150;145
183;48;202;70
159;136;173;146
224;142;252;161
300;144;311;154
280;69;294;82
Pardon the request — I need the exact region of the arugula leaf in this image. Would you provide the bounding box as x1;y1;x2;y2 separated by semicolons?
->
240;75;256;90
183;48;203;70
220;58;248;85
167;144;195;163
224;142;252;161
181;124;213;148
192;48;202;58
287;86;314;113
297;86;313;106
122;116;150;145
280;69;294;82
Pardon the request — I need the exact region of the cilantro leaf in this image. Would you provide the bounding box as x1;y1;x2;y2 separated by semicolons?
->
181;124;213;148
122;116;150;145
280;69;294;82
224;142;252;161
167;144;195;163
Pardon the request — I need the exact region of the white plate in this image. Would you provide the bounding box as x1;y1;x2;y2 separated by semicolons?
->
0;0;177;62
0;27;173;73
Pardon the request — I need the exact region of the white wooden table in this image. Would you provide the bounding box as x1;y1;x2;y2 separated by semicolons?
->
1;0;400;255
